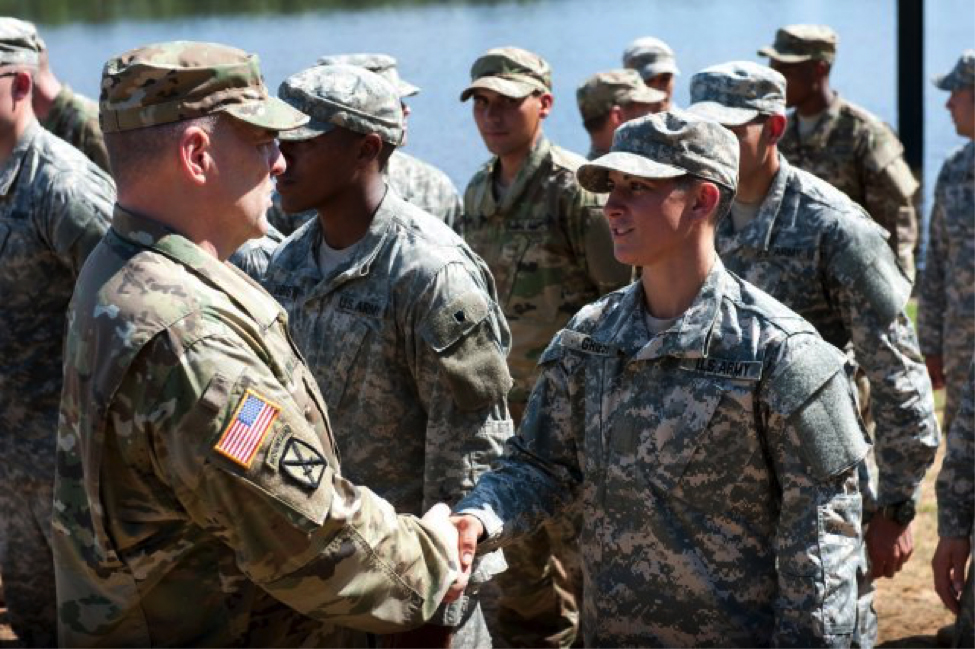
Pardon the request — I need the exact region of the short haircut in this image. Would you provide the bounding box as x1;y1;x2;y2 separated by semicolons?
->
583;112;612;134
104;114;221;187
674;175;735;223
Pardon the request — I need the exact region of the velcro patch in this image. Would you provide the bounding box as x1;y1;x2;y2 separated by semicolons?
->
280;438;327;490
214;390;282;468
680;357;763;381
559;330;619;356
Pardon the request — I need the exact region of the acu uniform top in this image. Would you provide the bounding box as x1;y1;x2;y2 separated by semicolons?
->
40;85;110;172
54;207;456;647
457;261;868;647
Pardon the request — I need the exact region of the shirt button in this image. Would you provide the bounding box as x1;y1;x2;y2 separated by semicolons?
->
304;405;315;422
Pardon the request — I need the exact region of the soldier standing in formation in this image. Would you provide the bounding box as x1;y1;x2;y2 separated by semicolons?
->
0;18;115;647
452;110;867;647
53;41;462;646
263;63;512;648
576;69;664;160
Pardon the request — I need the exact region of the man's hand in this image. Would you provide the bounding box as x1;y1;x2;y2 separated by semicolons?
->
932;536;971;614
925;355;946;390
421;504;468;601
443;514;483;604
866;515;914;579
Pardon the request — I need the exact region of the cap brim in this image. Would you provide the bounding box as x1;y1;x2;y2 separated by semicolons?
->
630;85;668;104
577;151;685;193
757;46;814;63
276;118;338;141
637;62;679;79
397;79;421;98
460;76;543;101
223;96;309;132
687;102;760;127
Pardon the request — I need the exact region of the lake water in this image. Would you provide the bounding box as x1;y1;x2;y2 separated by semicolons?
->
19;0;975;225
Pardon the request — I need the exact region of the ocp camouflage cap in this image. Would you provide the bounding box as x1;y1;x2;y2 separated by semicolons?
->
577;109;738;193
99;41;307;134
758;24;838;64
0;17;44;67
622;37;680;80
577;69;666;122
278;63;404;144
316;52;420;98
687;61;786;126
460;47;551;101
934;50;975;91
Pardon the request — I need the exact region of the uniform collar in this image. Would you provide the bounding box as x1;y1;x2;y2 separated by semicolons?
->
0;120;40;197
478;135;551;216
716;153;791;255
787;91;843;150
40;85;72;131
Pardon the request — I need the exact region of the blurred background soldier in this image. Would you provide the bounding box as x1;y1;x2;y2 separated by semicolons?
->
0;17;114;647
622;36;679;110
576;69;664;159
759;24;920;280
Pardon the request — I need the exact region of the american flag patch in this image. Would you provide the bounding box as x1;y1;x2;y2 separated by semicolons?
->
214;390;281;468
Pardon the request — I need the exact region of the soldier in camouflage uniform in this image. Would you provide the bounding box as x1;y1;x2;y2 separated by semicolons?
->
576;69;663;160
918;51;975;436
933;362;975;649
451;110;866;647
263;63;512;648
622;36;679;111
229;220;284;280
457;46;630;647
0;20;115;648
54;41;463;647
268;53;462;236
759;25;920;279
688;61;940;648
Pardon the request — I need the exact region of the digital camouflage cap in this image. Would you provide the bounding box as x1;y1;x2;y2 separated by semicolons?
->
758;24;838;64
277;63;404;144
687;61;786;126
316;52;420;98
577;69;666;122
0;17;43;67
99;41;307;133
577;108;739;193
622;36;680;79
934;50;975;91
460;46;551;101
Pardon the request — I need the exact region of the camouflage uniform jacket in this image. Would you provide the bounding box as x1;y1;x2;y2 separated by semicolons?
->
40;85;110;172
458;136;630;410
0;121;113;476
717;155;939;508
779;93;919;276
385;150;463;230
264;190;513;516
936;361;974;538
918;142;975;432
457;261;866;647
53;206;455;646
229;221;285;281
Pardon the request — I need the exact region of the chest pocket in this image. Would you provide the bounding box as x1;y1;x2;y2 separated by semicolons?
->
755;245;818;304
503;218;566;323
309;306;378;410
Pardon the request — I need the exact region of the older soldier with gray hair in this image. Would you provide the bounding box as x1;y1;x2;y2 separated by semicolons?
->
576;69;664;159
622;36;679;110
0;17;114;647
54;41;463;647
264;62;512;649
687;60;939;648
451;109;866;646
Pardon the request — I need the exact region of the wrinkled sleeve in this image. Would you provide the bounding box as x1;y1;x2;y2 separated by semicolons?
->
937;363;975;538
130;325;456;633
561;184;631;294
861;130;919;276
38;171;113;275
917;169;949;357
763;335;865;647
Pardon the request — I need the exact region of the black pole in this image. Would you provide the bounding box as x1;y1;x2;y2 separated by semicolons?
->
897;0;924;177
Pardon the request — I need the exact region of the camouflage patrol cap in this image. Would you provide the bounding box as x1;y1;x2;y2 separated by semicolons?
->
316;52;420;98
758;25;838;64
577;109;738;193
577;69;666;122
460;47;551;101
277;64;404;144
0;18;44;67
622;37;680;79
687;61;786;126
99;41;307;134
934;50;975;91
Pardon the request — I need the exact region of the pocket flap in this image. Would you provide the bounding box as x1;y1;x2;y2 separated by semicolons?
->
421;292;490;353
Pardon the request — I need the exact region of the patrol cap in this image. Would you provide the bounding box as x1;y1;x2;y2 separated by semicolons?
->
933;50;975;91
577;69;666;122
758;25;838;64
277;63;404;144
460;47;551;101
99;41;307;134
577;109;738;193
316;52;420;98
687;61;786;126
622;37;680;79
0;17;44;67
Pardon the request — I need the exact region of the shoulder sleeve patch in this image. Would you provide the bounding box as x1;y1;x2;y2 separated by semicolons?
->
791;372;871;480
421;292;490;353
213;390;282;468
832;225;911;325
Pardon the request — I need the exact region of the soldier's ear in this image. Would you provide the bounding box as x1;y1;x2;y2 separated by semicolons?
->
179;125;213;186
537;92;554;119
766;114;787;143
356;132;384;168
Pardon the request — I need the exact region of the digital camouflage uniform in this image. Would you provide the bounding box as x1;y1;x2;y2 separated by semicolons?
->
53;41;457;647
918;51;975;436
229;221;284;281
0;119;113;648
264;63;511;647
690;62;939;647
40;85;110;172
